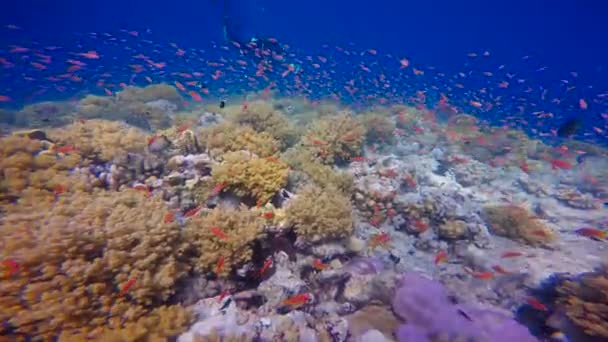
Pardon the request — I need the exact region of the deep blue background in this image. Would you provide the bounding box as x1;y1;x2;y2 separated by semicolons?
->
1;0;607;86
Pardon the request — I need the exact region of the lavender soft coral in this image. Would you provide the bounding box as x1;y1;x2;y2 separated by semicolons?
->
392;272;537;342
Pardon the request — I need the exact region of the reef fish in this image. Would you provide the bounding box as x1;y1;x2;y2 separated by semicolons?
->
282;293;311;308
119;277;136;296
575;227;607;240
526;297;548;311
434;250;448;265
2;259;19;278
211;227;229;241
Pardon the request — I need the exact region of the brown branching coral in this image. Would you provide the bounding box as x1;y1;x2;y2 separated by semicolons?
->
554;266;608;338
231;100;298;148
483;205;556;245
301;114;366;165
0;134;84;203
211;150;289;203
0;189;191;339
47;119;148;161
198;122;280;159
184;206;265;276
286;185;354;243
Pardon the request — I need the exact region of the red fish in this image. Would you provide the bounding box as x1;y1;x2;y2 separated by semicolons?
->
262;211;274;220
147;135;157;146
350;156;367;162
211;227;229;241
501;251;523;259
218;289;230;303
527;297;548;311
575;227;607;240
164;212;175;224
282;293;311;308
184;206;201;218
368;232;391;249
53;184;66;196
434;250;448;265
76;51;100;59
2;259;19;278
257;258;273;277
119;277;136;296
491;265;511;275
579;98;588;110
215;256;225;274
54;145;77;154
550;159;573;170
189;90;203;102
0;95;12;102
210;183;226;196
312;259;328;271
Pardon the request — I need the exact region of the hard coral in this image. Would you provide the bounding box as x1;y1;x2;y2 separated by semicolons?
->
184;205;264;276
15;101;75;127
0;189;191;339
483;205;556;245
47;119;148;162
360;112;396;145
116;84;184;106
211;150;289;203
554;266;608;338
198;122;280;159
301;114;366;165
231;100;298;148
286;185;354;243
282;147;354;194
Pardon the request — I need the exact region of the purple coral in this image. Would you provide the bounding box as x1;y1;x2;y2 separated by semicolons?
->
392;272;538;342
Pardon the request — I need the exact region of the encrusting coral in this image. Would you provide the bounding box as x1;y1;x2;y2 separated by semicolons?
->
286;185;354;243
184;205;265;277
553;266;608;338
483;205;556;245
211;150;289;204
0;188;192;339
301;113;366;165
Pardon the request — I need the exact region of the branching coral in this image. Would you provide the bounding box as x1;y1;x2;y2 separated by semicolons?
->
300;114;366;164
282;147;353;194
211;151;289;203
184;206;265;277
483;205;556;245
0;134;84;203
0;189;191;339
286;185;354;243
554;266;608;338
47;119;148;161
360;112;396;145
116;84;184;106
198;122;280;159
231;100;298;148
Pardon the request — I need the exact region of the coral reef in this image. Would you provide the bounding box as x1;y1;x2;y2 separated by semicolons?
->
483;205;556;245
47;119;148;162
282;147;354;194
286;185;354;243
553;266;608;338
198;122;280;159
15;101;75;127
116;83;183;106
231;100;298;148
0;189;191;339
301;114;366;164
211;150;289;203
437;219;468;240
360;112;396;145
184;206;265;276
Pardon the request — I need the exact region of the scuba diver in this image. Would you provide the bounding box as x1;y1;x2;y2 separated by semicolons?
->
221;0;300;73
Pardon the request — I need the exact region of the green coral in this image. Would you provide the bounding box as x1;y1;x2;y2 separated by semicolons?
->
301;114;366;164
483;205;556;245
184;206;265;276
211;151;289;203
286;185;354;243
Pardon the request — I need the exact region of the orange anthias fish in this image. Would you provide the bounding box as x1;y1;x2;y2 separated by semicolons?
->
527;297;548;311
211;227;229;241
119;277;136;296
163;211;175;224
2;259;19;278
262;211;274;220
368;232;391;249
54;145;77;154
257;258;273;277
216;256;225;275
575;227;607;241
434;250;448;265
312;259;328;271
492;265;511;275
282;293;311;308
184;206;201;218
501;251;523;258
210;183;226;196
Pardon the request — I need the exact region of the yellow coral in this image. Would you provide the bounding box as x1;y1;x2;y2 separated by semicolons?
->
282;147;353;194
116;84;183;105
231;100;298;148
483;205;556;245
555;266;608;338
360;112;396;144
212;151;289;203
47;119;148;161
301;114;366;164
0;189;191;339
184;206;265;276
198;122;280;159
286;185;354;243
